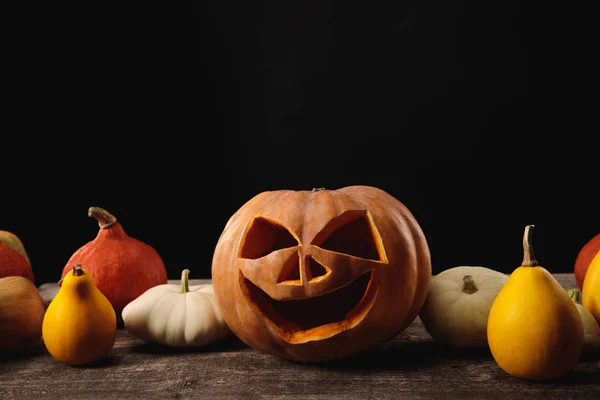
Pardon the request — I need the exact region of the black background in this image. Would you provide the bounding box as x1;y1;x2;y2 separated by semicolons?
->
2;3;597;286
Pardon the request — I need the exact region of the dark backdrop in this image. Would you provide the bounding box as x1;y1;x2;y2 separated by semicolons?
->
2;3;597;286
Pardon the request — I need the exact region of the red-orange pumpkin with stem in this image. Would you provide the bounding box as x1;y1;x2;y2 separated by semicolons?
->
212;186;432;362
0;231;34;282
574;233;600;289
61;207;168;319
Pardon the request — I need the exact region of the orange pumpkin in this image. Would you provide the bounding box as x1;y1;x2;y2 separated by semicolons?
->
60;207;167;319
0;231;34;282
212;186;431;362
575;233;600;289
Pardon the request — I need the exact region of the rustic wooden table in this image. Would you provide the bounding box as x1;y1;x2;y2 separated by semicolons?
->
1;274;598;399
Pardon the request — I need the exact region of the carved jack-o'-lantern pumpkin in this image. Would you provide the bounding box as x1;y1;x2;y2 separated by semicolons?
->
211;186;431;362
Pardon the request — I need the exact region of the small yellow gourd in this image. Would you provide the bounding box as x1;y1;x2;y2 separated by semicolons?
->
42;264;116;365
582;251;600;324
487;225;584;381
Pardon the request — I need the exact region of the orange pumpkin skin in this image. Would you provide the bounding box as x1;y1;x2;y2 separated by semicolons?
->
60;207;167;319
212;186;431;362
0;242;34;282
574;233;600;289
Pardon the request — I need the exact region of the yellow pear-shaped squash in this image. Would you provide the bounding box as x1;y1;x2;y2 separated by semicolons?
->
487;225;584;381
42;264;117;365
582;251;600;324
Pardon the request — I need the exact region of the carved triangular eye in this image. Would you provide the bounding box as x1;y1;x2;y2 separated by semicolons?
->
239;216;299;259
311;210;385;261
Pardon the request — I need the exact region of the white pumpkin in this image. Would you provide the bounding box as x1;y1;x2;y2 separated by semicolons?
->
568;288;600;354
419;266;508;348
122;269;231;347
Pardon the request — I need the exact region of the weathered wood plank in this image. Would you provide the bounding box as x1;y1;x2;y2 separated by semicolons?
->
1;274;597;400
1;325;597;400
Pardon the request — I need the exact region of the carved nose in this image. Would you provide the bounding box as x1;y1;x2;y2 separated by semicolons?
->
277;251;301;285
305;256;330;283
277;253;331;285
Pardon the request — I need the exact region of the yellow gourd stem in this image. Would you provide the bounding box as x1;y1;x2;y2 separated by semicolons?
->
72;264;84;276
568;288;580;304
462;275;479;294
522;225;539;267
181;269;190;293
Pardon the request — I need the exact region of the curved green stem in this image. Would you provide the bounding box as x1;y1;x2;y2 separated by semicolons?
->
181;269;190;293
568;288;580;304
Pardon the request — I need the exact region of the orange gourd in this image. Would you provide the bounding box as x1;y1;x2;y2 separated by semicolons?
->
60;207;167;319
574;233;600;289
0;231;34;282
212;186;431;362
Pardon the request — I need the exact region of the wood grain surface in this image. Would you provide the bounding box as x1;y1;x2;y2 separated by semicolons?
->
1;274;598;400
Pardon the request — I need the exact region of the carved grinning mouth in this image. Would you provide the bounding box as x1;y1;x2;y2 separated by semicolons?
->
240;270;376;344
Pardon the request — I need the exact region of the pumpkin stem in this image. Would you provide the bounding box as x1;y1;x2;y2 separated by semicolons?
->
568;288;581;304
462;275;478;294
181;269;190;293
311;187;326;192
88;207;117;229
521;225;539;267
72;264;84;276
